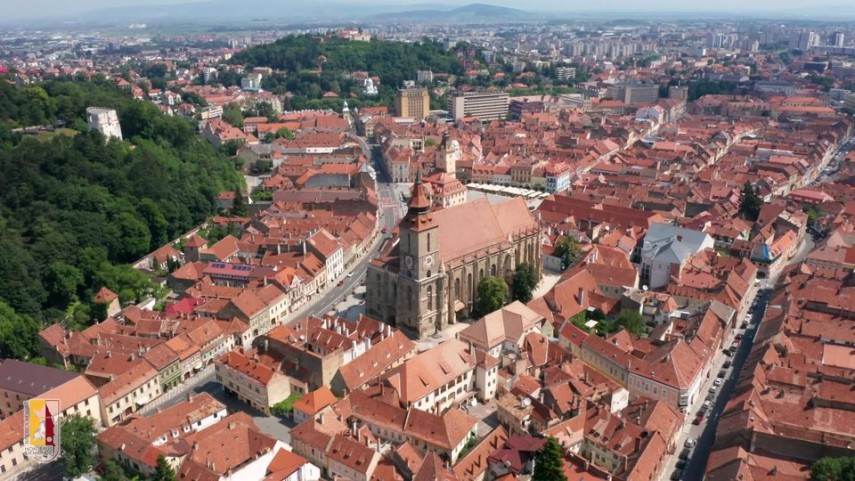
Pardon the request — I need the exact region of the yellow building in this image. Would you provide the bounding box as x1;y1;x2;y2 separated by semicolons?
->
395;88;430;119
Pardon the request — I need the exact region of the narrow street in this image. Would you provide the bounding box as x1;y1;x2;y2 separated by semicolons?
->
664;233;812;480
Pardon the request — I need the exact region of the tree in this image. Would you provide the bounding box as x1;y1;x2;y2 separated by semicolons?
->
0;302;40;360
553;236;581;270
476;276;509;316
511;263;539;303
152;455;178;481
614;309;646;336
101;460;128;481
533;437;567;481
43;261;84;308
739;181;763;221
60;414;97;478
810;456;855;481
222;103;244;128
270;393;304;417
232;189;247;217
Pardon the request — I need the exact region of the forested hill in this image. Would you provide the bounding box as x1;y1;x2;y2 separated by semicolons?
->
230;35;463;110
0;79;242;360
231;35;462;88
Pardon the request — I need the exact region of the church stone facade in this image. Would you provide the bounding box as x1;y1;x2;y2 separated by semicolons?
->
366;173;542;339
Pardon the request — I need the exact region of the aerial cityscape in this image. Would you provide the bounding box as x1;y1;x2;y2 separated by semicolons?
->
2;1;855;480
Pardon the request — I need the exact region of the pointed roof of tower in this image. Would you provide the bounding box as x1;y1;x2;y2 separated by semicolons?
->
409;170;432;214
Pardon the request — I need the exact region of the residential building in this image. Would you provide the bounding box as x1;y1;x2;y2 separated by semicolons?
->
0;373;101;478
381;338;499;414
98;360;161;426
292;386;338;425
640;223;715;289
306;229;344;282
215;349;293;415
0;360;79;419
457;301;545;358
96;392;227;476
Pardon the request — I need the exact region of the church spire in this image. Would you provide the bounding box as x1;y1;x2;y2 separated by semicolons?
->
408;169;431;216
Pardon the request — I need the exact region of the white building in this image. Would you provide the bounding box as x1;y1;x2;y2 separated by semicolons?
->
640;223;715;289
86;107;123;141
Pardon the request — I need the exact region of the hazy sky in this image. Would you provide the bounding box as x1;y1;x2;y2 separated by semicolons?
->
3;0;840;22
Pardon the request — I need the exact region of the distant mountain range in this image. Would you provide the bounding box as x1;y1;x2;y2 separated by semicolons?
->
366;3;534;22
85;1;536;25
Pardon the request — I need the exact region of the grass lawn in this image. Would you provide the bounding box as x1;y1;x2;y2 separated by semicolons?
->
29;128;79;142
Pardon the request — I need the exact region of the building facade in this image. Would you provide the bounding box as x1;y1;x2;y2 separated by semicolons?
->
448;92;510;121
395;88;430;119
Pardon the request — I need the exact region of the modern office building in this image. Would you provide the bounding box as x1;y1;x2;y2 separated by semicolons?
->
447;92;510;121
668;85;689;101
395;87;430;119
606;84;659;105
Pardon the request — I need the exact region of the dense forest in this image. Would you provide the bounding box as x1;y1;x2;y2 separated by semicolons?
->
0;78;242;360
230;35;464;110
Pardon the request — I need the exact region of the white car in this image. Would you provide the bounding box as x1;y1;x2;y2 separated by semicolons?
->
713;378;723;387
684;438;696;448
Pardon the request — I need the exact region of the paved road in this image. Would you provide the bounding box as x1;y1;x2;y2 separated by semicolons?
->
670;235;813;480
671;285;770;481
150;377;295;444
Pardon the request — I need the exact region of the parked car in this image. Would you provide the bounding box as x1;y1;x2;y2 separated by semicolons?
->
703;400;712;409
723;360;732;369
735;334;743;341
676;460;687;470
723;349;733;357
718;369;727;378
741;321;749;329
693;413;704;425
706;392;716;402
709;385;718;394
679;448;692;460
714;378;723;386
685;438;696;448
671;469;683;480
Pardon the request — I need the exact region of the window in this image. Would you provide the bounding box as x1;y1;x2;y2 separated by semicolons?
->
427;233;431;251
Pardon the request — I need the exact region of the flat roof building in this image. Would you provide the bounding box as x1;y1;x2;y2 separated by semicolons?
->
448;92;509;121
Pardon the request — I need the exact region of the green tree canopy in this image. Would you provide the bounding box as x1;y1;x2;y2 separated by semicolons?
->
0;79;242;333
810;456;855;481
60;414;97;478
101;460;129;481
739;181;763;221
553;236;581;270
614;309;646;336
222;103;244;128
533;437;568;481
152;455;179;481
511;263;539;303
477;276;509;317
0;302;40;360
